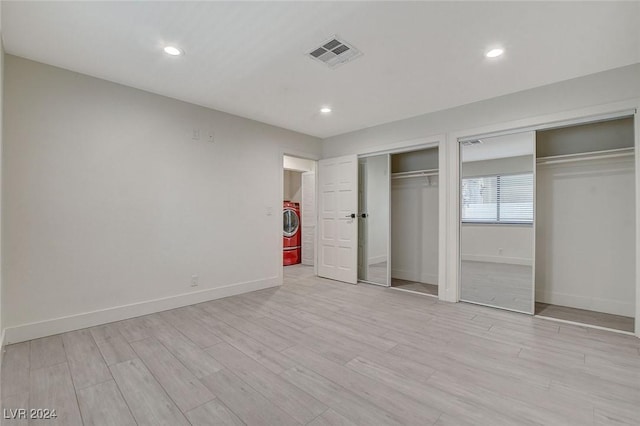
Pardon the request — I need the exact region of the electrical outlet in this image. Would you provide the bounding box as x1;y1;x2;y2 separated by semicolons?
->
498;248;503;255
191;274;199;287
192;129;200;140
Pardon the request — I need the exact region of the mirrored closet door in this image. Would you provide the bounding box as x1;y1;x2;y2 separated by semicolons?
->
358;154;390;286
459;132;536;314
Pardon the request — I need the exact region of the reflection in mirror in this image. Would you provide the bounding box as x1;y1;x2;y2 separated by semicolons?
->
460;132;535;313
358;155;389;285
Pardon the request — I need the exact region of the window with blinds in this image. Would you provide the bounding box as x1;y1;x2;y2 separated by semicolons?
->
461;173;533;223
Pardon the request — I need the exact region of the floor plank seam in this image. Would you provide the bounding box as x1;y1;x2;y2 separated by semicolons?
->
303;408;327;425
132;336;217;415
67;359;89;426
110;375;139;426
75;376;115;392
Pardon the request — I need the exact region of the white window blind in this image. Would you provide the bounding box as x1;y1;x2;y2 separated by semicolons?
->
462;173;533;223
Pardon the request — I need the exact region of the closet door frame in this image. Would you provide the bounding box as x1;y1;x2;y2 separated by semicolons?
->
448;100;639;336
636;109;640;337
359;141;442;292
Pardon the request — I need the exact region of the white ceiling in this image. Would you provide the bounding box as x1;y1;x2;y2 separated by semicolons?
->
3;1;639;139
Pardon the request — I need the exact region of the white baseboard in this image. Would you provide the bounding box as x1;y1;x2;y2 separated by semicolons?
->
4;276;280;344
535;289;635;318
461;254;532;266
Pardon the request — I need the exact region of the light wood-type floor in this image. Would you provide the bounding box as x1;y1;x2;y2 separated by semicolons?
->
364;262;439;297
536;302;635;333
460;260;534;313
362;261;388;285
2;265;640;425
391;278;439;296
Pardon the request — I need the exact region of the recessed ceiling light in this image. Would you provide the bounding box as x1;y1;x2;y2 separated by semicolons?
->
320;107;332;113
163;46;183;56
485;48;504;58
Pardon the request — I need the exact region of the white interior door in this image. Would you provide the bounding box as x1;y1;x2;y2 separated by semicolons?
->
318;155;358;284
301;171;316;266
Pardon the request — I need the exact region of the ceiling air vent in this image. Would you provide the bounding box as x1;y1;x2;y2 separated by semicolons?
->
307;36;362;69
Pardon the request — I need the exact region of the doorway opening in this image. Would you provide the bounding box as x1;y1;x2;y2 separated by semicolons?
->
283;155;317;273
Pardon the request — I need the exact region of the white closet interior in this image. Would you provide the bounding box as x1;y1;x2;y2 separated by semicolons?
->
390;148;439;296
535;117;635;332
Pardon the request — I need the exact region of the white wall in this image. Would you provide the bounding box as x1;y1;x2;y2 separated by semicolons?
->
283;170;302;202
391;176;438;284
392;148;438;172
537;117;634;157
461;224;533;265
462;155;533;178
3;55;321;342
323;64;640;158
536;157;635;317
365;155;388;264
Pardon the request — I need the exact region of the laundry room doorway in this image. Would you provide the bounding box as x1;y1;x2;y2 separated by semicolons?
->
283;155;317;274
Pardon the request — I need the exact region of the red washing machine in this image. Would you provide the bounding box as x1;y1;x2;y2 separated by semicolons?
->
283;201;301;266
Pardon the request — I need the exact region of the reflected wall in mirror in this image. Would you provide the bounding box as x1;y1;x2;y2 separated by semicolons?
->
459;132;535;313
358;154;390;285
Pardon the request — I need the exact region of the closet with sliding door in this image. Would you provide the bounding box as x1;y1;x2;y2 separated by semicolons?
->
390;148;439;296
459;114;636;332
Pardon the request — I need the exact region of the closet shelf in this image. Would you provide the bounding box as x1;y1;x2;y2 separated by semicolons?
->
391;168;439;179
536;147;634;166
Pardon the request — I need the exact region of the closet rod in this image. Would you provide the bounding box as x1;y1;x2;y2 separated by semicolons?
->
391;168;439;179
392;173;438;179
537;147;634;166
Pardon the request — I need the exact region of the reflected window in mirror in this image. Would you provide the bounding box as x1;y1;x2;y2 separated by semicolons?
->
459;132;536;314
462;173;533;224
